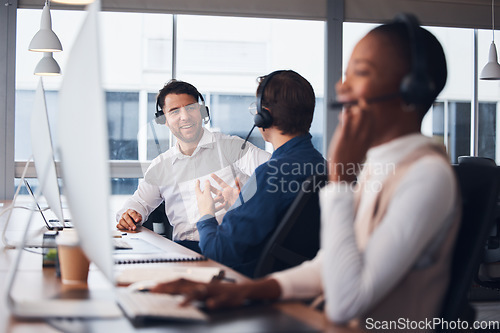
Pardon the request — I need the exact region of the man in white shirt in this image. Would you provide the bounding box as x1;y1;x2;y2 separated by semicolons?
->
116;80;270;251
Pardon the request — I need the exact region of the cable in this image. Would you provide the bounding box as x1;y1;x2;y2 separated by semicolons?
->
22;248;45;255
493;0;496;41
0;206;50;218
1;157;33;248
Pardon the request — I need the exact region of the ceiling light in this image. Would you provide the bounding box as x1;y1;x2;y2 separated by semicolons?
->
480;0;500;80
34;52;61;76
28;1;63;53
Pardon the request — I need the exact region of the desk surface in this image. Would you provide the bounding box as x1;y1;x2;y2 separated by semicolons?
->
0;200;361;333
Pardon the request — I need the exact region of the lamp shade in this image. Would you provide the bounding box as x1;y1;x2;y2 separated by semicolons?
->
28;3;63;52
480;41;500;80
34;52;61;76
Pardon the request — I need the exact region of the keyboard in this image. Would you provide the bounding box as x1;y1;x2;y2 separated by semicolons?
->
116;266;222;285
116;290;208;322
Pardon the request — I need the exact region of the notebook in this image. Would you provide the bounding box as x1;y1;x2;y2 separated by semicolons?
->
24;179;73;230
113;237;207;264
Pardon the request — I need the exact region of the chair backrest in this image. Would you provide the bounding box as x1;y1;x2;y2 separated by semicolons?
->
439;163;500;324
457;156;500;289
142;202;173;239
253;174;328;278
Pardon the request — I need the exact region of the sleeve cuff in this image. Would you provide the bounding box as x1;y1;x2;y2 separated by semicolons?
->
319;181;354;205
198;214;216;223
269;254;324;300
271;271;296;300
197;215;218;233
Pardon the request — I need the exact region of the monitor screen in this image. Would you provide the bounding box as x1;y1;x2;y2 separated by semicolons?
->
57;0;115;283
30;79;64;223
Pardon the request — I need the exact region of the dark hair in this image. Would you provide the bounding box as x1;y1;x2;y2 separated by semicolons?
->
371;21;447;116
157;79;200;111
257;70;315;135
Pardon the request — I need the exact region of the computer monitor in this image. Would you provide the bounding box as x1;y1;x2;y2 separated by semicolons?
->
30;79;65;223
6;0;121;318
56;0;114;283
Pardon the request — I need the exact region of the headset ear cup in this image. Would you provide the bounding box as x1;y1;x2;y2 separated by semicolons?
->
201;105;210;124
254;108;273;129
393;13;436;110
400;72;435;107
154;111;166;125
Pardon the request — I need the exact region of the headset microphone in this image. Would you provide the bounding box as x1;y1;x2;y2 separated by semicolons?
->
241;124;256;150
329;92;401;109
241;70;283;150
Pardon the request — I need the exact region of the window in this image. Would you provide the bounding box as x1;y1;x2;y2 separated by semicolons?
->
15;89;59;160
15;10;326;199
146;39;172;71
478;102;496;160
107;92;140;161
177;15;325;152
343;23;500;164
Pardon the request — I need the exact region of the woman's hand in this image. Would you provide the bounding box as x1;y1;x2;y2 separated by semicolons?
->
151;279;249;309
328;100;374;183
150;278;282;310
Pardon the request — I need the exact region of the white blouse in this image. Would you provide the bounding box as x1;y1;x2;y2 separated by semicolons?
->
271;133;458;323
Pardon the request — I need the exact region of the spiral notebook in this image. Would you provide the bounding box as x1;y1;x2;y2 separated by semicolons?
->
113;238;206;264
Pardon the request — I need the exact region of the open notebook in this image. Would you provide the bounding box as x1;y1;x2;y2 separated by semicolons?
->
113;237;206;264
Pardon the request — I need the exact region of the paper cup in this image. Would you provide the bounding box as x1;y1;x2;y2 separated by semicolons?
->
56;231;90;286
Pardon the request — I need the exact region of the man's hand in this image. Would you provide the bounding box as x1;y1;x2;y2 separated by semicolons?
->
195;179;216;217
328;100;374;183
116;209;142;231
210;174;241;211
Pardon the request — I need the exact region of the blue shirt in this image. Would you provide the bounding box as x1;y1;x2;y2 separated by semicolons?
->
197;134;326;276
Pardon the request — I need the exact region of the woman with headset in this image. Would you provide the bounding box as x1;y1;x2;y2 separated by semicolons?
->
150;13;458;328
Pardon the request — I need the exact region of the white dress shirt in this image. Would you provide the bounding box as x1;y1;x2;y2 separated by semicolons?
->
116;128;271;241
272;133;458;323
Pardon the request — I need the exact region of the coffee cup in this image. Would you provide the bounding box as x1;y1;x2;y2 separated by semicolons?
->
56;230;90;286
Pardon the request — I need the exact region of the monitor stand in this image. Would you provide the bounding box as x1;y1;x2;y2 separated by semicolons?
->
5;202;121;319
9;298;121;319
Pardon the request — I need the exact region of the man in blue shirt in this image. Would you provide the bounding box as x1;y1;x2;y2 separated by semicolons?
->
195;70;326;277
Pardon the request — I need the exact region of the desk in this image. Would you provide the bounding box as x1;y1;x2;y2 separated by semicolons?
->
0;200;361;333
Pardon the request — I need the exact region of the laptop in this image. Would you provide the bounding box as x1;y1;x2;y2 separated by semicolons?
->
24;179;73;230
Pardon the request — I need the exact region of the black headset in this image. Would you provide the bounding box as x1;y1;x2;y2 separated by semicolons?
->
255;70;285;129
394;13;436;108
154;92;210;125
240;70;284;149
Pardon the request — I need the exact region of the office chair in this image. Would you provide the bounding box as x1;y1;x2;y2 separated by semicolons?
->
142;202;173;239
253;174;328;278
458;156;500;291
438;162;500;327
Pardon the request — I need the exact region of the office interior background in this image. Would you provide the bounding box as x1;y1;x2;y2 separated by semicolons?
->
2;0;500;200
